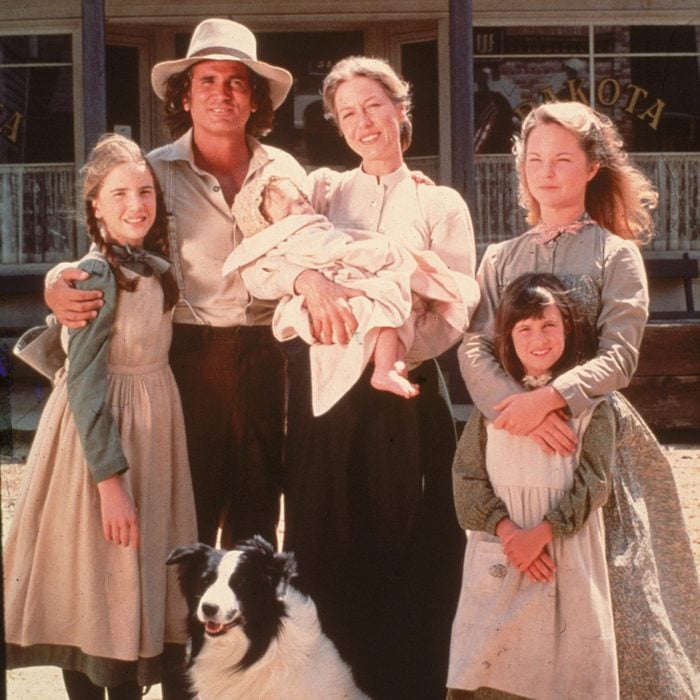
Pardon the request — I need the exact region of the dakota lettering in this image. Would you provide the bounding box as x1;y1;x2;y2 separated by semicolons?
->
562;79;588;104
639;98;665;130
511;78;665;131
0;102;23;144
596;78;621;107
624;84;649;115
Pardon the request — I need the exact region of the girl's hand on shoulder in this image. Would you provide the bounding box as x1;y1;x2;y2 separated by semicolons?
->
97;474;139;548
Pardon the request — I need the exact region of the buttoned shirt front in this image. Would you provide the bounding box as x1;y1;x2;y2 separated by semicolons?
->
148;130;307;326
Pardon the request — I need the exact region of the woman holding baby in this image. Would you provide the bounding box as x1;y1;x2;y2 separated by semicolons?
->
267;56;479;699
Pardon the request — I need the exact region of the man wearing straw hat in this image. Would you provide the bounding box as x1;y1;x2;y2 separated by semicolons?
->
45;18;306;551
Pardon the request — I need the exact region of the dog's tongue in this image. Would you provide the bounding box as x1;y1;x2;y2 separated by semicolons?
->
205;622;225;636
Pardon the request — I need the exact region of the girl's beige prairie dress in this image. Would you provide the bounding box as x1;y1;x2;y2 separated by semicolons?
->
4;251;197;688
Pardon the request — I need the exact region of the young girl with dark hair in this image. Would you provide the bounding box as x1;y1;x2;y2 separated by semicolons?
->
449;272;618;699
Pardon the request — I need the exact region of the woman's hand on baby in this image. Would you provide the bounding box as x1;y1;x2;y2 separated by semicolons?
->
45;267;104;329
97;475;139;548
294;269;363;344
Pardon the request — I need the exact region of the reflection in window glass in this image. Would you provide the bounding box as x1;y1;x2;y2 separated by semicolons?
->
474;57;594;153
258;31;364;168
473;62;520;153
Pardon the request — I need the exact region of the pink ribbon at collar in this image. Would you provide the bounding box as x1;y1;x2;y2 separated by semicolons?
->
526;218;596;245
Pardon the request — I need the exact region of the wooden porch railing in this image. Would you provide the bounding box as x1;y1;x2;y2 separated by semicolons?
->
0;155;697;267
0;164;80;266
472;153;700;255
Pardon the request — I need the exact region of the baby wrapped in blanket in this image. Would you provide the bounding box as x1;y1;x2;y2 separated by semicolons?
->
224;174;476;416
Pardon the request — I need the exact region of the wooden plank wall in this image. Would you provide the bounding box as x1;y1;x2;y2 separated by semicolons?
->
621;323;700;430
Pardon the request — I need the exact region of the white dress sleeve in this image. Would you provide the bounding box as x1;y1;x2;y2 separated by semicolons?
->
406;185;480;363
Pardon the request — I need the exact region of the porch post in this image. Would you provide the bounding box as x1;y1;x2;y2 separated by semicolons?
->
82;0;107;156
449;0;475;213
447;0;475;408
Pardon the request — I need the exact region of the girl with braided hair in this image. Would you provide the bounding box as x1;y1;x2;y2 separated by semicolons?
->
4;133;196;699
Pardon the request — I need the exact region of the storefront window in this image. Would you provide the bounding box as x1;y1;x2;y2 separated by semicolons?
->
0;34;74;163
258;31;364;168
0;34;76;265
473;25;700;153
106;44;140;143
402;40;439;158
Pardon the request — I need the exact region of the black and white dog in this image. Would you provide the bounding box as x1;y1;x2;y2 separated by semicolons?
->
166;536;368;699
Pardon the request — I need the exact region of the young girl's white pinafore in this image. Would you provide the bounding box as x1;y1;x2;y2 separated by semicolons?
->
448;408;618;699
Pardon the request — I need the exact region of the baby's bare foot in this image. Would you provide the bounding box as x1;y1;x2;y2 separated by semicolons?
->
371;365;420;399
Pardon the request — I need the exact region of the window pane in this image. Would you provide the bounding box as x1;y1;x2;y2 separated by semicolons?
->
0;65;74;163
0;34;72;64
402;40;439;157
593;55;700;152
596;25;700;54
106;45;140;142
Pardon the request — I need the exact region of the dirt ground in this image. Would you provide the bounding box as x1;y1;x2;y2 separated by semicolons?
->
2;441;699;699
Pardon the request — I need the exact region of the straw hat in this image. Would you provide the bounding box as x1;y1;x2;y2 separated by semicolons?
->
151;18;293;109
